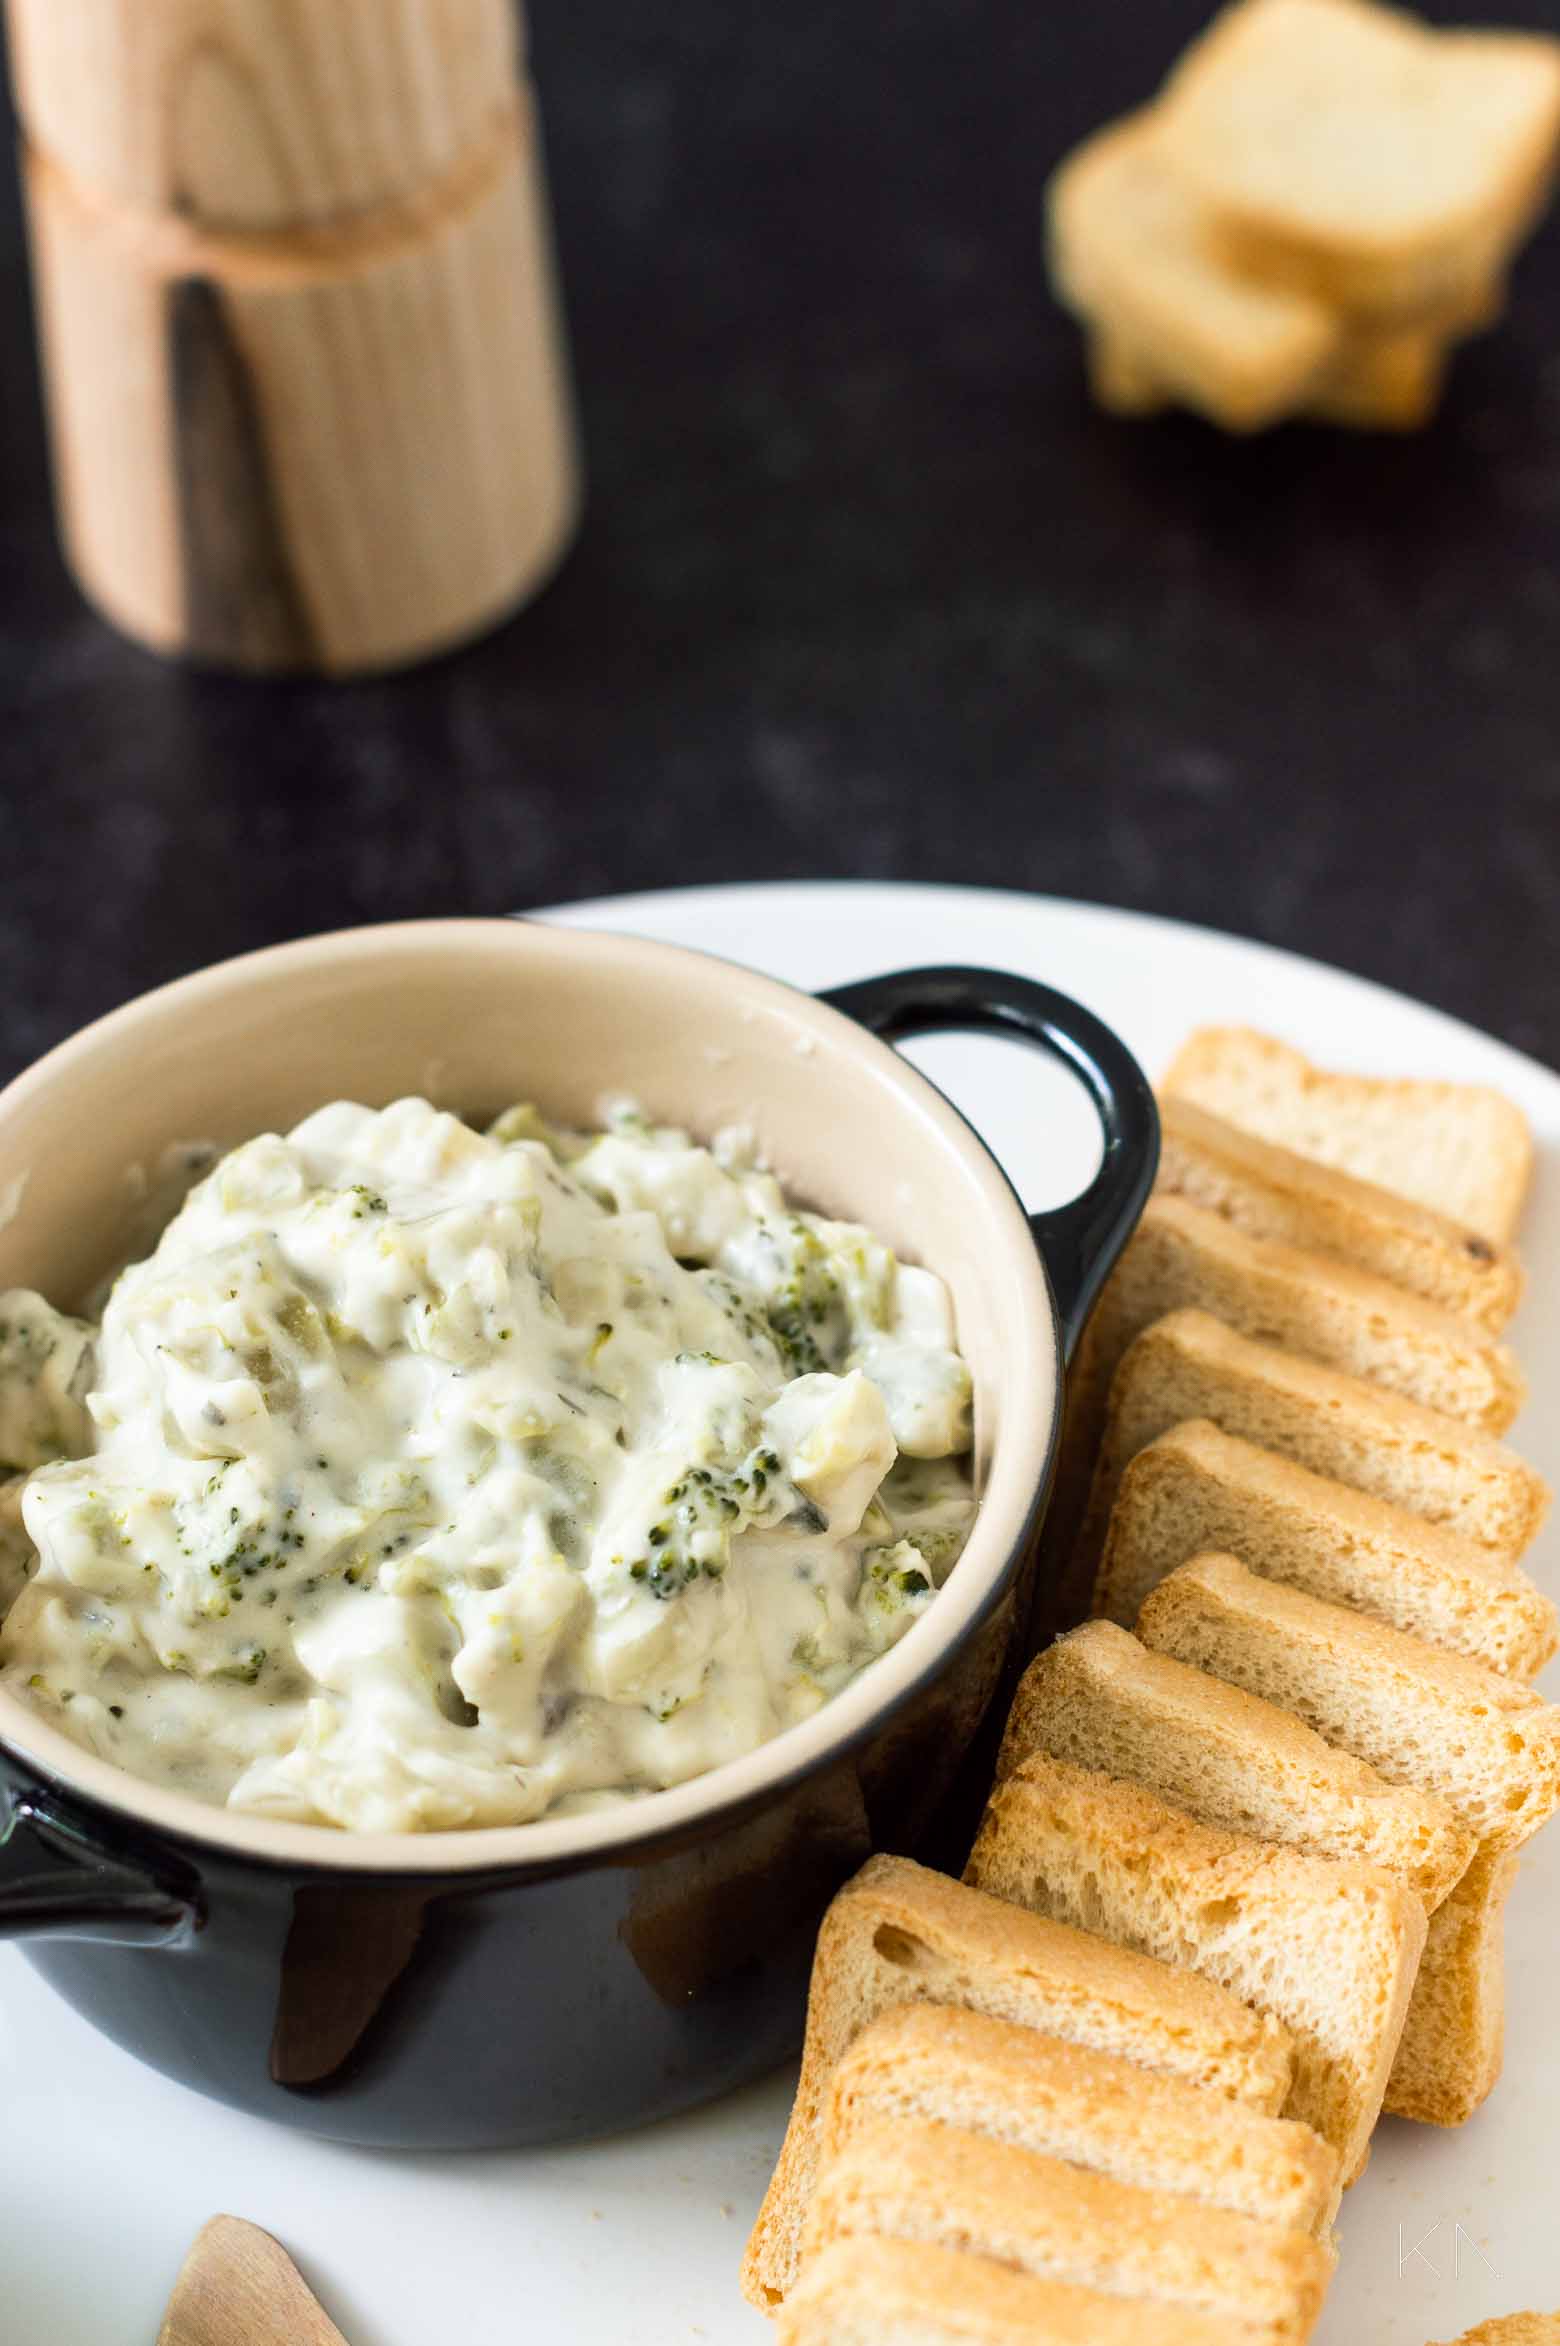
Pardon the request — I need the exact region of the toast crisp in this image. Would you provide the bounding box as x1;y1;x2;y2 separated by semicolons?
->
1080;1194;1524;1440
1078;1311;1548;1571
1001;1620;1473;1911
1140;1553;1560;2125
1093;317;1455;431
1161;1026;1534;1242
1137;1554;1560;1855
740;1854;1295;2309
1156;1097;1522;1331
1159;0;1560;321
1388;1844;1517;2125
1048;110;1340;431
966;1753;1426;2183
777;2237;1272;2346
1094;1418;1556;1677
1087;213;1505;431
802;2116;1332;2343
821;2004;1339;2235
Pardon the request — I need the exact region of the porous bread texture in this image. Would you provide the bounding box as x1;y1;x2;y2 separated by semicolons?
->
1080;1193;1524;1443
1157;0;1560;322
1429;2315;1560;2346
1078;1311;1548;1572
1094;1417;1556;1678
1048;109;1342;432
1137;1552;1560;2127
740;1855;1296;2311
1387;1844;1517;2125
1000;1620;1474;1911
777;2236;1272;2346
1156;1096;1523;1331
801;2116;1333;2344
821;2004;1339;2235
1135;1553;1560;1855
1130;1557;1557;2130
965;1753;1427;2184
1161;1026;1535;1243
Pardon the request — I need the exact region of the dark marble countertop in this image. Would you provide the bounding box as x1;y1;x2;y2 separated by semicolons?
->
1;0;1558;1080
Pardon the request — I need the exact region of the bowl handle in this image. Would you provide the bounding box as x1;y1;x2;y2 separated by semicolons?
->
0;1789;199;1947
820;965;1158;1362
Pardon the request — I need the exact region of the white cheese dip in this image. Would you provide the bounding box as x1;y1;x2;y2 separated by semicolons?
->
0;1098;975;1832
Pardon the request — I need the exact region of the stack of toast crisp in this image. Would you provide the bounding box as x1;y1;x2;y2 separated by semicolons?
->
1047;0;1560;432
744;1026;1559;2345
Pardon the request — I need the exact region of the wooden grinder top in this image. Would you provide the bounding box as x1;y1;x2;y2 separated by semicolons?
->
5;0;523;230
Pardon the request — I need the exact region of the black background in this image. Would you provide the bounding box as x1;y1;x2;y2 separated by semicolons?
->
1;0;1558;1078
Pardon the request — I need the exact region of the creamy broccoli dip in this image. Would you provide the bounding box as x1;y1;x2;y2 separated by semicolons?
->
0;1097;975;1832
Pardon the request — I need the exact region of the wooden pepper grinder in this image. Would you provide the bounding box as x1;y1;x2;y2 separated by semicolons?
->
4;0;581;674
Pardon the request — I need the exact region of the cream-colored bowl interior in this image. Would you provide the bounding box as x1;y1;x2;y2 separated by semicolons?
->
0;920;1058;1871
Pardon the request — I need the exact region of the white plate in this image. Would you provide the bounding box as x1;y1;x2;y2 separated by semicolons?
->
6;882;1557;2346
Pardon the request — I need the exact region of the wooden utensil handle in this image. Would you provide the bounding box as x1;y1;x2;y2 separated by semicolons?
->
25;101;580;674
158;2216;352;2346
5;0;522;232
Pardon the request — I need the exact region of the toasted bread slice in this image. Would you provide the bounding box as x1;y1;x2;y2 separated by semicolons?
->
1308;322;1450;427
1094;1418;1556;1678
777;2237;1272;2346
1088;213;1504;431
1092;317;1456;431
802;2117;1333;2343
1136;1553;1560;1854
741;1854;1296;2310
1049;109;1342;432
966;1753;1427;2182
1158;0;1560;322
1161;1027;1534;1242
1078;1311;1548;1569
1000;1619;1505;2129
1080;1195;1524;1440
822;2005;1339;2235
1138;1554;1558;2124
1157;1097;1522;1330
1388;1843;1517;2125
1000;1621;1473;1911
1431;2315;1560;2345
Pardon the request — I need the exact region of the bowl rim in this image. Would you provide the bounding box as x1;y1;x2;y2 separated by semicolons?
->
0;917;1059;1877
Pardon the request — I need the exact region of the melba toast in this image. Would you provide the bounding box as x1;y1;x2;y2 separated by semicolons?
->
1094;1417;1556;1678
1080;1192;1525;1439
1137;1553;1560;1858
821;2003;1340;2235
1161;1025;1535;1243
741;1854;1296;2308
1158;0;1560;321
967;1751;1426;2182
1049;110;1343;432
777;2237;1274;2346
1000;1620;1474;1911
1156;1095;1523;1331
1077;1309;1548;1573
1047;0;1560;429
1139;1553;1560;2123
802;2115;1332;2343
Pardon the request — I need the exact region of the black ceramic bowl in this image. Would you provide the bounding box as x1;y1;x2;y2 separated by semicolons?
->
0;920;1156;2148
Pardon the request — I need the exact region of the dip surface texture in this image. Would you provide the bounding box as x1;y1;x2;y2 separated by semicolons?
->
0;1099;975;1831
